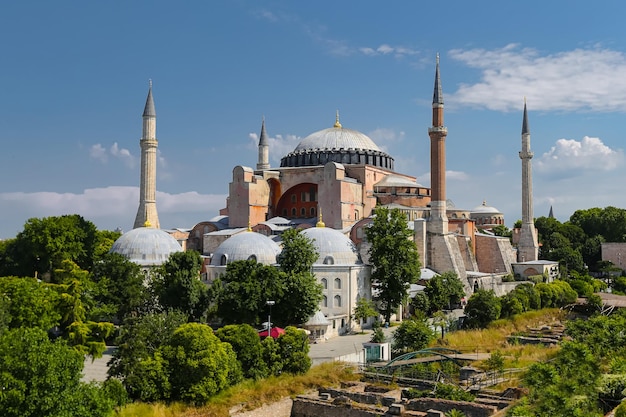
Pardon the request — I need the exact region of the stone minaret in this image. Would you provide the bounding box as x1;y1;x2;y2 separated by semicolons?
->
256;117;270;170
133;81;160;229
518;99;539;261
428;54;449;234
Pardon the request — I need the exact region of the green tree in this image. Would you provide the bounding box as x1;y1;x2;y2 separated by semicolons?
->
464;289;501;328
152;251;210;321
91;252;149;322
366;207;421;323
0;327;116;417
163;322;242;404
391;315;435;355
276;326;311;375
277;228;318;274
215;260;283;326
0;215;99;280
274;228;323;326
424;271;465;313
0;276;61;330
353;297;378;329
109;310;188;401
215;324;268;380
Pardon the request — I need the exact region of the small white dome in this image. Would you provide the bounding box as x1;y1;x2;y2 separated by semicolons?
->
110;227;182;266
471;200;502;215
211;231;280;266
301;226;362;265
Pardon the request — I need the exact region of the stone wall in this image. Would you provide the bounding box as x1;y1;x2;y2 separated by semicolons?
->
406;398;496;417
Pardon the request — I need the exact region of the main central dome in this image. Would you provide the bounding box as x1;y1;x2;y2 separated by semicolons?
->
280;114;394;170
293;127;382;153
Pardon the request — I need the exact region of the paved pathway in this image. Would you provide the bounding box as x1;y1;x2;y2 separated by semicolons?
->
308;327;395;366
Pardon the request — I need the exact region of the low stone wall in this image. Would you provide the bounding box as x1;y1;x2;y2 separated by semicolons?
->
406;398;497;417
290;397;386;417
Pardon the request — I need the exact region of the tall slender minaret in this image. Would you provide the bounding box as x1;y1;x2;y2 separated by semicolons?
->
133;81;160;229
256;117;270;170
428;53;449;234
518;99;539;261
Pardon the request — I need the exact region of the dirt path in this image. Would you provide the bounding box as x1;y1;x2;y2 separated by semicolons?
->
230;396;293;417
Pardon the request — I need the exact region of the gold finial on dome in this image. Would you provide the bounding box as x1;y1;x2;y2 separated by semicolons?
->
333;110;342;128
144;220;152;228
316;207;325;228
247;221;252;232
482;200;487;206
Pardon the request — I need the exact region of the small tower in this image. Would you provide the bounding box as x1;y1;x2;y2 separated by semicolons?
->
256;117;270;171
427;53;449;234
134;81;160;229
518;99;539;261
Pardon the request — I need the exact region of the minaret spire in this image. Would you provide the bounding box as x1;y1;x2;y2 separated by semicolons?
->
518;99;539;261
256;117;270;170
134;81;160;229
428;53;448;234
522;97;529;135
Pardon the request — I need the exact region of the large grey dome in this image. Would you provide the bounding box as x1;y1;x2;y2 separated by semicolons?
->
280;117;394;170
294;127;381;153
301;226;362;265
110;227;182;266
211;231;280;266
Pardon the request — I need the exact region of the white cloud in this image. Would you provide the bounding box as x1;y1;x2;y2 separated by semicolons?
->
90;142;136;168
535;136;624;176
416;170;469;186
90;144;107;162
447;44;626;112
358;44;419;58
0;187;227;237
248;132;301;164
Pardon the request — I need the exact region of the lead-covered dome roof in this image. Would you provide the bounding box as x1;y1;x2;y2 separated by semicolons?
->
301;226;362;265
294;127;382;153
471;200;502;215
280;114;394;170
110;227;182;266
211;231;281;266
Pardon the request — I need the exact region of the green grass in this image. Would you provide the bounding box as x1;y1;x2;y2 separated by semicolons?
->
114;361;360;417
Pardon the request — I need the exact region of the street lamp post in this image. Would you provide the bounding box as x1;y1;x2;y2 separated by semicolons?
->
266;300;275;337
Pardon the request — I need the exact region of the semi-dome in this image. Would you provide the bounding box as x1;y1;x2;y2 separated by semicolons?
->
211;230;281;266
280;114;394;170
301;226;362;265
110;227;182;266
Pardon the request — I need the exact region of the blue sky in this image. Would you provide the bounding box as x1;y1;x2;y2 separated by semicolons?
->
2;1;626;238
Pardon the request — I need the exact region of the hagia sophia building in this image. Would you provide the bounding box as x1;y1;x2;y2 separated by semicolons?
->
111;57;559;339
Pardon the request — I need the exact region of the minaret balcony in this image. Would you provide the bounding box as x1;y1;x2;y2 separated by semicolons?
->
519;151;534;159
428;126;448;134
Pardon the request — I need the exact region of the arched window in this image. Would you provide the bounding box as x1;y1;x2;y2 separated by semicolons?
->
291;194;296;203
247;254;257;262
301;207;306;216
323;256;334;265
291;208;297;216
204;225;209;233
322;296;328;307
220;254;228;266
334;295;342;307
321;278;328;289
334;278;341;289
310;207;316;217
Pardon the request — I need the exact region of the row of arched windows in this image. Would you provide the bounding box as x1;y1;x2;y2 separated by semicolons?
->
282;207;317;217
322;295;342;307
321;277;342;289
